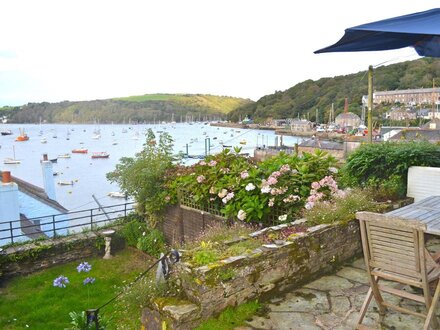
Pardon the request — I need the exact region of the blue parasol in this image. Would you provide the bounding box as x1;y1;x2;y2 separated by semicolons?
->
315;8;440;142
315;8;440;57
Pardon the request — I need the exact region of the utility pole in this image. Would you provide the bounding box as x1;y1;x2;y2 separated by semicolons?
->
367;65;373;143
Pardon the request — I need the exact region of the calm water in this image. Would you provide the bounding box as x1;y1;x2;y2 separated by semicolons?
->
0;123;301;211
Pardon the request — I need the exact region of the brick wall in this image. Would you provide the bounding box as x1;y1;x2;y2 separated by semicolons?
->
160;205;226;244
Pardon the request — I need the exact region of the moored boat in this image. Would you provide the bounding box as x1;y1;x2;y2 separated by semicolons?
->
72;148;88;154
3;158;21;164
1;129;12;136
91;152;109;159
58;153;71;158
58;180;74;185
107;191;125;198
15;128;29;141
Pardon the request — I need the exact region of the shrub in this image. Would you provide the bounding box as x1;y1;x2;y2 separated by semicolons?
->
121;220;148;247
340;142;440;198
136;229;166;258
304;189;380;226
172;148;337;224
107;129;176;227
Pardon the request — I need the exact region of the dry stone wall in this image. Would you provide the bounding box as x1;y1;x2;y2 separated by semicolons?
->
142;220;362;329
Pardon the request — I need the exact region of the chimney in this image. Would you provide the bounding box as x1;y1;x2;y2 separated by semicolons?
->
0;171;20;243
41;154;57;201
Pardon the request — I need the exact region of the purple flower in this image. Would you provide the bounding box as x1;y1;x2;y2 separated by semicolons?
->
77;261;92;273
53;275;69;288
208;160;217;167
196;175;205;183
83;277;96;285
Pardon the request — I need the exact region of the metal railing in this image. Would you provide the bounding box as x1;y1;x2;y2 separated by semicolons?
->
0;202;136;246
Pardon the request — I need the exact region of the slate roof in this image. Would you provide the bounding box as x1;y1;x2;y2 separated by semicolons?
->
0;171;68;213
389;129;440;142
298;139;344;150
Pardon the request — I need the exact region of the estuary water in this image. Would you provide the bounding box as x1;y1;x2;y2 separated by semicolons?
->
0;123;301;211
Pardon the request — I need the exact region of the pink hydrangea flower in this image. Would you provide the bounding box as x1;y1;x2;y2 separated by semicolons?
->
280;164;290;173
199;161;206;166
267;176;278;186
268;198;275;207
208;160;217;167
197;175;205;183
240;171;249;179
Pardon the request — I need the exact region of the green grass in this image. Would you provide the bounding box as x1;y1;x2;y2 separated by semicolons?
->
195;300;261;330
0;248;151;329
113;93;252;114
114;93;179;102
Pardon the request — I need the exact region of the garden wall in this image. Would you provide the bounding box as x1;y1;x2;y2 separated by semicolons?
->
0;230;125;280
142;220;362;329
160;205;226;244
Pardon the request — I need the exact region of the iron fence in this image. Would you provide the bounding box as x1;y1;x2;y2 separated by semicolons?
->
0;202;136;246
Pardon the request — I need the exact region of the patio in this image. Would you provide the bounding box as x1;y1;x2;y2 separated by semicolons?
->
242;237;440;330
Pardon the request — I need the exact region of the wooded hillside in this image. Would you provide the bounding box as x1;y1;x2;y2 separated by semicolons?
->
228;58;440;123
1;94;252;123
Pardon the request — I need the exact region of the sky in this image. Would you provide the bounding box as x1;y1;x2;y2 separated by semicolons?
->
0;0;439;106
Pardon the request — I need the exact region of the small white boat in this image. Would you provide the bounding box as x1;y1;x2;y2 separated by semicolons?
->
4;158;21;164
58;180;74;186
91;152;109;159
92;134;101;139
108;191;126;198
58;153;71;158
41;137;48;144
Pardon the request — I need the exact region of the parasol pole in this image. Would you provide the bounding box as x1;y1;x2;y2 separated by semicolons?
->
367;65;373;143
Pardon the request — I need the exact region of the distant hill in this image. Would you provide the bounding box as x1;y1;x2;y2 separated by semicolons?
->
228;58;440;123
0;94;253;123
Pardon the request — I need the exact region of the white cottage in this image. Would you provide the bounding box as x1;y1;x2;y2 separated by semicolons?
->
0;154;68;246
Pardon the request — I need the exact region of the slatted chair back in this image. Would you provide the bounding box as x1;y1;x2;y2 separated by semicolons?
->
362;216;427;286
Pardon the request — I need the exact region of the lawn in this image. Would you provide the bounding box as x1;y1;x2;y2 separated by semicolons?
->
0;248;152;329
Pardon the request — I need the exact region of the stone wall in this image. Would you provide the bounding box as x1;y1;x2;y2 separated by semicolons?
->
0;230;125;280
142;220;362;329
160;205;226;244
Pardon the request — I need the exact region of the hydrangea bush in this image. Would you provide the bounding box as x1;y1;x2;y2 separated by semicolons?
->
171;148;338;224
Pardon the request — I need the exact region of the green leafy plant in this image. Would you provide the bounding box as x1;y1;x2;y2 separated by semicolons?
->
340;141;440;199
304;188;380;226
121;219;149;247
136;229;166;258
69;311;110;330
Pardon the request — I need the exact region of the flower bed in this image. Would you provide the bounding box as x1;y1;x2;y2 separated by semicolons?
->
172;148;338;226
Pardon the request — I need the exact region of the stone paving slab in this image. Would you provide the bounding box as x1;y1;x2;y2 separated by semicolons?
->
243;256;440;330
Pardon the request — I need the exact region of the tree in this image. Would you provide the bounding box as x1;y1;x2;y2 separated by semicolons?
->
106;129;175;227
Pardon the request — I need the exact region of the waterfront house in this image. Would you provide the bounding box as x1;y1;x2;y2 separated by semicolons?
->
0;155;68;246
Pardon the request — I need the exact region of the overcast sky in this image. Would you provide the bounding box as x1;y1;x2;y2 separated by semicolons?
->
0;1;438;106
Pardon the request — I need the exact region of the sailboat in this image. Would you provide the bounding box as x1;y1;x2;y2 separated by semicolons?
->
4;146;21;164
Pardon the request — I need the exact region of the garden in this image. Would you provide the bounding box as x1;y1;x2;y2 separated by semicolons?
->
3;130;440;329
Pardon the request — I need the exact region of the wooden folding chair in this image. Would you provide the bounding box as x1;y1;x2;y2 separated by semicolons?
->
356;211;440;330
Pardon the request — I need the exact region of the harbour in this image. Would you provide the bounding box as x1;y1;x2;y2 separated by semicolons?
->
0;122;302;211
